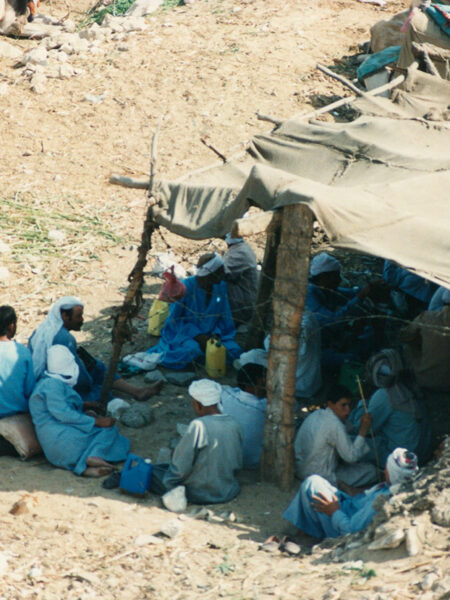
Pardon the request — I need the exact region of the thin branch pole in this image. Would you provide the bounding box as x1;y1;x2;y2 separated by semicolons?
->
200;138;227;163
356;375;381;479
317;63;368;97
98;125;161;408
256;112;282;126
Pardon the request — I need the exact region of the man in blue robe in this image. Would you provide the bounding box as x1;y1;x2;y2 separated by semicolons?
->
147;253;241;370
283;448;418;539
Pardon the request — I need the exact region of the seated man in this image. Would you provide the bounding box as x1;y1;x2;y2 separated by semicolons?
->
294;385;377;488
428;286;450;312
223;233;258;326
147;253;241;370
400;290;450;392
29;296;161;403
0;305;36;456
29;345;130;477
150;379;243;504
383;260;437;318
283;448;418;539
305;252;383;370
349;350;432;465
221;363;267;469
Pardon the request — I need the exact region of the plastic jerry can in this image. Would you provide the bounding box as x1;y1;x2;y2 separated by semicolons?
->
205;337;226;378
148;299;169;336
119;454;153;496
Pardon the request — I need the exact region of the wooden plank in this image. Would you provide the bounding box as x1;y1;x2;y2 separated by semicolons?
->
231;210;281;238
261;204;314;490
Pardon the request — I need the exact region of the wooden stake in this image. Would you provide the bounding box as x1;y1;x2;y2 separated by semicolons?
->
261;204;314;490
317;63;368;97
99;124;161;407
356;375;381;478
256;112;282;127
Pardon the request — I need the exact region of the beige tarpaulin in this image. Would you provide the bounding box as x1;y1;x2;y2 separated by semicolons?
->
152;114;450;287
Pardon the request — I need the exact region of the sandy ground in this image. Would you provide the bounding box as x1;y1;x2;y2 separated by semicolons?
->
3;0;449;598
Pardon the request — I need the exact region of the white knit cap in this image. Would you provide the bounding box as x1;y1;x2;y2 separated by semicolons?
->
386;447;418;485
188;379;222;406
196;253;224;277
46;344;80;388
310;252;341;277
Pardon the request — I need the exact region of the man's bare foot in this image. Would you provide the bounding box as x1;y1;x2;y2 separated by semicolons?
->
83;466;115;478
86;456;115;469
134;380;163;401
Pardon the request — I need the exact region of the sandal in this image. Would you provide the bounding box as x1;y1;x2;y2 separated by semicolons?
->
101;471;121;490
259;535;281;553
279;536;301;555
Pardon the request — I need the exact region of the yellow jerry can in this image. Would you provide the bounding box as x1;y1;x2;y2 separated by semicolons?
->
147;299;169;336
205;337;226;378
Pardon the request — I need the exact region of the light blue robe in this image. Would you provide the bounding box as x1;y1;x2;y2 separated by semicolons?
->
283;474;390;539
147;277;241;370
383;261;436;304
0;341;35;417
29;377;129;475
348;389;431;465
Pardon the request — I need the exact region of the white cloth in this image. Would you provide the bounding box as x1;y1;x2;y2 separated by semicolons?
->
30;296;83;379
196;253;224;277
294;407;375;487
310;252;341;277
45;345;80;388
189;379;222;406
122;352;161;371
386;447;418;485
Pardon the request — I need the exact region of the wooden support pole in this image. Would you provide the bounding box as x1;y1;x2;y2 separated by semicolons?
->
231;210;281;239
261;204;314;490
109;174;150;189
245;213;282;350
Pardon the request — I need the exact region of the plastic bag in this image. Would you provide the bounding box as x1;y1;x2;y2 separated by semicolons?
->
158;265;186;303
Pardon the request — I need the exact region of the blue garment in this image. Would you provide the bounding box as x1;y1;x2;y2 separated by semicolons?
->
348;389;431;465
29;326;113;402
383;261;436;304
283;474;390;539
426;3;450;35
0;341;35;417
428;286;449;311
357;46;401;80
221;387;267;469
29;376;129;475
147;277;241;370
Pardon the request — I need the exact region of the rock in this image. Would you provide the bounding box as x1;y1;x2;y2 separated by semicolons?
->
63;19;77;33
405;526;421;557
165;371;195;386
0;239;11;252
60;36;89;55
28;565;42;579
159;519;183;538
84;92;106;105
162;486;187;513
125;0;162;17
367;528;405;551
30;73;47;94
58;63;75;79
156;447;171;463
134;534;164;547
421;572;439;591
0;82;8;96
48;229;66;242
22;45;48;66
144;370;167;384
186;506;212;520
107;397;131;419
9;499;29;515
431;490;450;527
122;17;147;32
120;404;155;428
0;40;22;60
101;14;125;32
79;23;105;41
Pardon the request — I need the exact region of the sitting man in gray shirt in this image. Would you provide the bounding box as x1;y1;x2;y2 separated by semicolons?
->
150;379;243;504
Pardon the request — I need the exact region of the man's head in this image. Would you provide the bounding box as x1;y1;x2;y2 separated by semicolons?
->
310;252;341;290
196;253;225;292
327;385;353;422
188;379;222;416
385;447;418;485
0;305;17;339
237;363;267;398
60;304;84;331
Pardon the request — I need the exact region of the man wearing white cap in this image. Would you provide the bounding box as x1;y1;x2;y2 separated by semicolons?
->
223;233;258;326
283;447;418;539
306;252;383;369
150;378;243;504
147;253;241;370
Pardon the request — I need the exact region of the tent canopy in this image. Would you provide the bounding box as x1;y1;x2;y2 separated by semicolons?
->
152;113;450;287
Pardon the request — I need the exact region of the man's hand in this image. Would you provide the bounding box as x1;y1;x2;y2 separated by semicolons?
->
359;413;372;437
194;334;210;352
95;416;115;428
311;492;340;516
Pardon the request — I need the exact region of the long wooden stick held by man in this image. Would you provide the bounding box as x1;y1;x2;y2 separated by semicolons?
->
98;124;162;408
356;375;381;480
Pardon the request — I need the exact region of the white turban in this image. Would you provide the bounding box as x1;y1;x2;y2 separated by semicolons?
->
196;253;224;277
442;289;450;305
188;379;222;406
310;252;341;277
30;296;83;379
225;233;243;246
386;447;418;485
46;345;80;388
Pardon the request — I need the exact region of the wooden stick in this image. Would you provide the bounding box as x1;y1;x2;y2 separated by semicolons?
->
297;73;405;121
356;375;381;478
200;138;227;163
99;124;161;407
256;112;282;126
109;174;150;189
317;63;368;97
231;210;281;238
